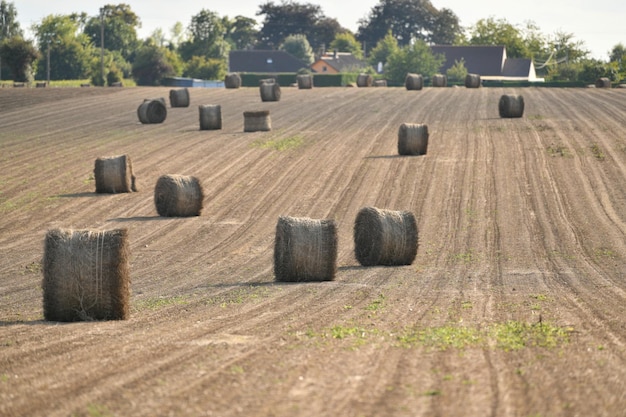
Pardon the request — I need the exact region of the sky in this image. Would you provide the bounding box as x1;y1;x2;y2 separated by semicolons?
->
15;0;625;60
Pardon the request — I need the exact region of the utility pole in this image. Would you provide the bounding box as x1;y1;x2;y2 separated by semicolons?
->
46;41;50;85
100;7;105;86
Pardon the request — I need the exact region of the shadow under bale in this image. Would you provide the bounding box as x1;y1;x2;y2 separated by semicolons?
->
499;94;525;118
354;207;418;266
199;105;222;130
154;174;204;217
169;88;190;107
137;98;167;124
398;123;428;156
274;216;338;282
42;228;130;321
94;154;137;193
405;73;423;90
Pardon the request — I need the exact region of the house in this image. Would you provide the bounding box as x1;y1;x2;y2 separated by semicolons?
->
430;45;543;82
311;52;369;74
228;50;309;73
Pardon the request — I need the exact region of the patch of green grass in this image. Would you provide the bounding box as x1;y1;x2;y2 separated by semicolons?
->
547;144;570;157
251;135;304;151
492;321;572;351
73;403;113;417
461;301;473;310
134;295;189;311
398;325;484;350
423;389;441;396
590;143;605;160
330;325;367;340
230;365;245;375
23;262;42;275
452;250;478;263
530;294;548;302
206;286;271;308
594;247;616;258
0;374;8;383
365;293;385;312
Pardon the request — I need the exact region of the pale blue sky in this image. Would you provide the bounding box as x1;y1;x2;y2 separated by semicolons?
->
16;0;625;59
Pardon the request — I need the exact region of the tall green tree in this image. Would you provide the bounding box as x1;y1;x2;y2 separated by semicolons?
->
329;32;363;59
256;1;324;50
83;4;141;60
224;15;258;50
0;0;23;80
384;39;444;84
466;17;529;58
0;36;38;81
357;0;461;49
368;30;399;66
178;9;229;61
132;39;182;85
280;34;314;64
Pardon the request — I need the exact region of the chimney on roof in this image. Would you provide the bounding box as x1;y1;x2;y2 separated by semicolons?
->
333;49;337;59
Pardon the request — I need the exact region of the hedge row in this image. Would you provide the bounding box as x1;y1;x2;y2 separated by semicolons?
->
239;73;360;87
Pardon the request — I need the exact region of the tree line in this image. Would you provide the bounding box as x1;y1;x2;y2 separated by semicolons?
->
0;0;624;86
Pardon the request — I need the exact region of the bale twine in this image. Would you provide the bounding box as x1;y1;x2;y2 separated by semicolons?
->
405;73;423;90
260;81;281;102
297;74;314;89
356;73;373;87
498;94;525;118
137;98;167;124
465;73;481;88
431;74;447;87
199;104;222;130
353;207;418;266
154;174;204;217
274;216;338;282
373;79;388;87
169;88;190;107
398;123;429;156
595;77;611;88
224;73;242;89
42;228;130;321
94;154;137;193
244;110;271;132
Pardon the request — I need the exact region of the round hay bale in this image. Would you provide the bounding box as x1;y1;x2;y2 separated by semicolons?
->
154;174;204;217
169;88;190;107
199;104;222;130
225;73;242;89
595;77;611;88
42;228;130;322
373;79;388;87
405;73;424;90
36;82;47;88
110;81;123;87
354;207;418;266
297;74;313;89
94;154;137;193
398;123;429;156
80;83;91;87
356;73;373;87
274;216;338;282
260;81;281;102
137;98;167;124
431;74;447;87
244;110;271;132
465;73;481;88
498;94;525;118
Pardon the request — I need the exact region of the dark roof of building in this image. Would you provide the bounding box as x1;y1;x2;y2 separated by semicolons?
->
502;58;533;77
229;50;309;73
431;45;506;76
314;52;368;72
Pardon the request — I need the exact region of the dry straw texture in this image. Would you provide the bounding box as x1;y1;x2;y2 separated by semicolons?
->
357;73;373;87
432;74;447;87
137;98;167;124
199;105;222;130
42;228;130;321
499;95;525;118
260;81;281;102
169;88;190;107
297;74;313;89
465;73;481;88
274;216;338;282
94;154;137;193
354;207;418;266
405;73;423;90
225;73;242;89
154;174;204;217
595;77;611;88
244;110;272;132
398;123;429;156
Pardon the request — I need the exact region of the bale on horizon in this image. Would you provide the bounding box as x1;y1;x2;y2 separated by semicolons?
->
297;74;313;89
42;228;130;322
499;94;525;118
357;73;373;87
431;74;447;87
405;73;423;90
465;73;481;88
225;73;241;89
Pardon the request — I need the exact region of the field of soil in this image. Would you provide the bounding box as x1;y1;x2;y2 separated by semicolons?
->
1;84;625;417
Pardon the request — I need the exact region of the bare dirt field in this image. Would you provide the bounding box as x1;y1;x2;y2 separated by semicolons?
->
1;84;625;417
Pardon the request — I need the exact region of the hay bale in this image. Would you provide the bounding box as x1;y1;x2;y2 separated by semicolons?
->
94;154;137;193
80;83;91;87
13;82;25;88
405;73;423;90
154;174;204;217
356;73;373;87
110;81;123;87
373;79;387;87
199;104;222;130
595;77;611;88
274;216;338;282
36;82;47;88
498;94;525;118
137;98;167;124
398;123;428;156
297;74;313;89
260;81;281;102
169;88;190;107
225;73;241;89
465;73;481;88
42;228;130;322
244;110;271;132
353;207;418;266
431;74;447;87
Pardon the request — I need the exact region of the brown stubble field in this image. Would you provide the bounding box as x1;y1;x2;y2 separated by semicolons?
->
0;84;625;417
